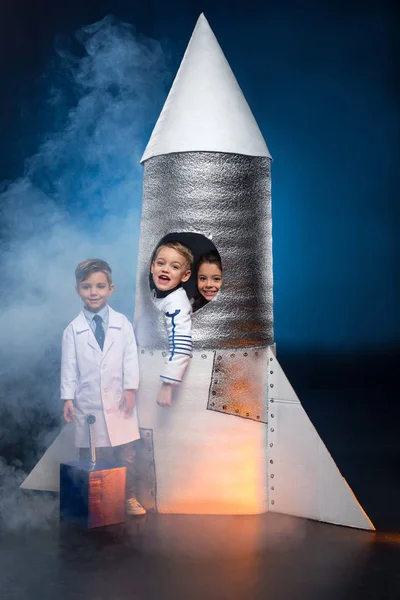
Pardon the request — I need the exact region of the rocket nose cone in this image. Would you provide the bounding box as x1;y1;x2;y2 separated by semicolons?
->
141;12;271;162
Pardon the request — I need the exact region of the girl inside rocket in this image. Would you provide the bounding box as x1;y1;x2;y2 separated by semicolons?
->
192;251;223;312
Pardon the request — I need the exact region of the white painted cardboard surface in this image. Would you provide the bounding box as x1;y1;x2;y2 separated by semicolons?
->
137;350;268;514
267;348;374;530
20;424;78;492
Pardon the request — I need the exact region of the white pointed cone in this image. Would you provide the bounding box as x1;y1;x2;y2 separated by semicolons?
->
141;14;271;162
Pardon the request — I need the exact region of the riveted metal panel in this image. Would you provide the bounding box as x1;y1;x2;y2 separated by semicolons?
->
207;348;268;422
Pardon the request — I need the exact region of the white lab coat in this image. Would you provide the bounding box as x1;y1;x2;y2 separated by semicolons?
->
60;306;140;448
153;287;192;383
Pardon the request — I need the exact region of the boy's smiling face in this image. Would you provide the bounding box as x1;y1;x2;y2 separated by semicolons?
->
151;247;191;292
76;271;114;312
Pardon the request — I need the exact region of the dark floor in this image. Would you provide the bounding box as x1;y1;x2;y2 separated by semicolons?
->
1;385;399;600
1;512;400;600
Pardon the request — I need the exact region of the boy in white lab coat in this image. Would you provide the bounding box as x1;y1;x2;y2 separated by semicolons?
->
61;259;146;516
151;241;193;407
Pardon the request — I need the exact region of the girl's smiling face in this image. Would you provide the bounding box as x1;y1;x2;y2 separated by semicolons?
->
197;262;223;302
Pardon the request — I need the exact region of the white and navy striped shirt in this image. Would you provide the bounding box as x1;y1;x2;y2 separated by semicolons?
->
153;287;192;384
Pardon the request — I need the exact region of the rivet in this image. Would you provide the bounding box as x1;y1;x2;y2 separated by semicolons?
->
270;460;273;464
271;414;274;418
230;353;235;358
269;443;274;447
271;500;275;505
212;391;216;396
270;474;274;479
246;412;250;417
271;486;275;491
270;357;273;362
217;356;222;361
270;383;274;388
201;354;207;359
244;352;248;357
235;409;239;414
256;415;260;419
270;370;273;374
162;352;166;357
214;381;218;385
210;402;215;407
255;351;259;356
222;405;227;410
270;398;274;403
215;368;220;373
141;350;145;354
270;427;274;432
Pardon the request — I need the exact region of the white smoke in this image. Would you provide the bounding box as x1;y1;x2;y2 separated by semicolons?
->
0;458;58;531
0;15;168;529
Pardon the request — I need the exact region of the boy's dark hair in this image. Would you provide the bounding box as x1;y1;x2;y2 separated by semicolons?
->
75;259;112;285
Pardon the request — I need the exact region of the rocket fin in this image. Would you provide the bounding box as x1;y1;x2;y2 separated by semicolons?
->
20;424;78;492
267;348;374;530
141;14;271;162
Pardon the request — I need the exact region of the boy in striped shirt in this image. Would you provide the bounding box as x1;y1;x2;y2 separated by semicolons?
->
151;241;193;407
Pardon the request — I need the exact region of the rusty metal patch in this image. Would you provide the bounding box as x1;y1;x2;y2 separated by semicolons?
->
207;348;268;423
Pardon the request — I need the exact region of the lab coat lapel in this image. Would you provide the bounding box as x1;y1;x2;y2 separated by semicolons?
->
76;311;102;356
102;306;123;358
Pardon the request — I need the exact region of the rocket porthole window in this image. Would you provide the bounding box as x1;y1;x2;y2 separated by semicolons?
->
149;232;223;311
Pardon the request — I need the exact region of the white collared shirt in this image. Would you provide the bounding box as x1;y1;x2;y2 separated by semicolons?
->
83;304;109;335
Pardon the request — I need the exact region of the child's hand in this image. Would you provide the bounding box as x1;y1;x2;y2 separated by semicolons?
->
63;400;75;423
156;383;173;408
119;390;136;417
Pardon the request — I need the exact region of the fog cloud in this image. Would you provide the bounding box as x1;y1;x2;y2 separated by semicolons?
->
0;15;167;527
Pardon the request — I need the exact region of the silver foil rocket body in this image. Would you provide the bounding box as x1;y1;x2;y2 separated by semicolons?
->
134;151;273;350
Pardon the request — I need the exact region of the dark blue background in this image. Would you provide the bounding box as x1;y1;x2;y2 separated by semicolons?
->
1;0;398;368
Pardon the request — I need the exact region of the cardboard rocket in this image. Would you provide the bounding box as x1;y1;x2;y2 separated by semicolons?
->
21;14;374;530
133;14;373;529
